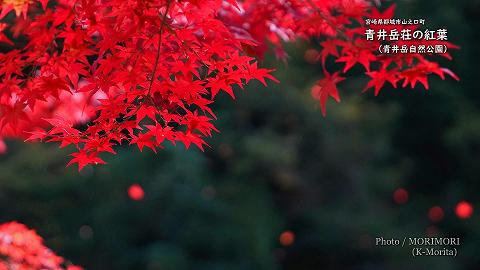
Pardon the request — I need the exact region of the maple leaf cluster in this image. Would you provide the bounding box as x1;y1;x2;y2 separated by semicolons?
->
0;0;458;170
0;221;82;270
223;1;458;115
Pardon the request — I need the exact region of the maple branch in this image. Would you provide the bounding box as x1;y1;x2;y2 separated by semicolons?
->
105;0;174;135
146;0;172;97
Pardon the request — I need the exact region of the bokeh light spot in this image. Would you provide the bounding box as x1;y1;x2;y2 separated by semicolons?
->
279;230;295;246
0;139;6;154
428;206;444;222
304;49;319;64
393;188;409;204
426;226;439;237
79;225;93;239
128;184;145;201
455;201;473;219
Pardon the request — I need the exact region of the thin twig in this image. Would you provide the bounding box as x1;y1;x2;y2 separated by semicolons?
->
146;0;172;96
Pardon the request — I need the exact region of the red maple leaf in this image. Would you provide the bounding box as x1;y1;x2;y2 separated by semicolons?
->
364;68;399;96
311;72;345;116
67;151;106;171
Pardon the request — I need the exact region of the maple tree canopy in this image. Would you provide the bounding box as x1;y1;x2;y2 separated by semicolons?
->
0;0;458;170
0;221;82;269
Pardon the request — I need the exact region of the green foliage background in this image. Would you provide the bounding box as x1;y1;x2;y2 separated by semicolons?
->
1;0;480;269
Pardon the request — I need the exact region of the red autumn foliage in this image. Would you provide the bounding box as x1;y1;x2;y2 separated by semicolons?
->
0;0;458;170
0;221;82;270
